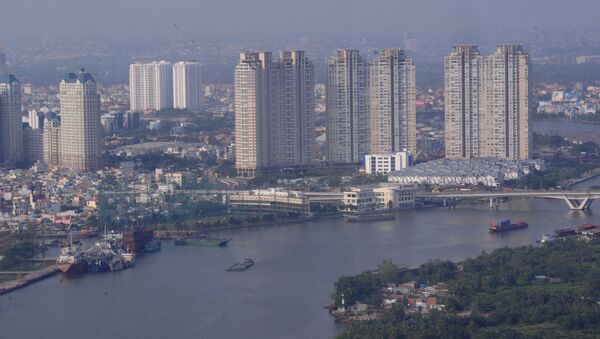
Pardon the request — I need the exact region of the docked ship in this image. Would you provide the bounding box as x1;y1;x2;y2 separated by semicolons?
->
539;227;578;243
84;241;113;273
57;243;88;274
108;253;125;271
489;219;528;233
122;227;155;253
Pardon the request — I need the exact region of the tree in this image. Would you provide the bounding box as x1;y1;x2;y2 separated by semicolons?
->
377;259;402;283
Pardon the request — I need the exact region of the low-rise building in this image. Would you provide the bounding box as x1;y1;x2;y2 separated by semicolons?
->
388;159;543;187
343;184;417;212
365;151;413;175
229;188;310;216
165;171;196;188
373;184;416;209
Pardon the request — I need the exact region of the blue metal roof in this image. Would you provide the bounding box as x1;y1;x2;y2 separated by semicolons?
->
62;71;95;83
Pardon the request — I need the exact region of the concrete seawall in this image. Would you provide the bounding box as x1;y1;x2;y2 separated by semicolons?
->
0;266;58;296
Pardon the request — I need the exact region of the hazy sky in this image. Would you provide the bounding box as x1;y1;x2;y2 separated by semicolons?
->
4;0;600;43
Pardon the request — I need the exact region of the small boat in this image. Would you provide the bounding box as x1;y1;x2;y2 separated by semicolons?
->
227;259;254;271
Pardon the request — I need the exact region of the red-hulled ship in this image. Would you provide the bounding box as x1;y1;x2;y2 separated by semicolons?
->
57;243;88;274
489;219;528;233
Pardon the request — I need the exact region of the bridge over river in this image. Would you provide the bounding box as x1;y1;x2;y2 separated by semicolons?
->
418;190;600;210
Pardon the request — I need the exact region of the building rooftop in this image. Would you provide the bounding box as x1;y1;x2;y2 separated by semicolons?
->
0;74;19;84
62;70;95;84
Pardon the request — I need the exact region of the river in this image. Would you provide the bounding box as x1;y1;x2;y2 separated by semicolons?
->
533;120;600;143
0;199;598;339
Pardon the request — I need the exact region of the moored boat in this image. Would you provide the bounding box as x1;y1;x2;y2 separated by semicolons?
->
122;227;154;254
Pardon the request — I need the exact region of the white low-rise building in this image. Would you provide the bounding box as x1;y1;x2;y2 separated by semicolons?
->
229;188;310;216
343;184;416;212
365;151;413;175
388;159;544;187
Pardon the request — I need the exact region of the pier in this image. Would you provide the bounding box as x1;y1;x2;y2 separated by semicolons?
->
0;266;59;296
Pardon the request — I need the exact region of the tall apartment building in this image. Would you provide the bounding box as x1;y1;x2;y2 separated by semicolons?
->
0;74;23;166
59;71;102;171
481;45;531;160
43;118;61;166
173;61;202;112
368;49;416;155
234;51;315;177
444;45;483;159
326;49;367;163
444;44;531;160
129;61;173;111
234;52;271;177
271;51;315;166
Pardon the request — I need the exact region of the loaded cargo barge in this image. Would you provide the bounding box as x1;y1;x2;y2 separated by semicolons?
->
227;259;254;271
489;219;528;233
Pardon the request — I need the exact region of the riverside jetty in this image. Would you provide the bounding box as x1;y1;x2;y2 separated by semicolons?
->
0;266;59;295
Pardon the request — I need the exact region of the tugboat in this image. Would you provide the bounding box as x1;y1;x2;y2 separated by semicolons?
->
227;259;254;271
489;219;528;233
